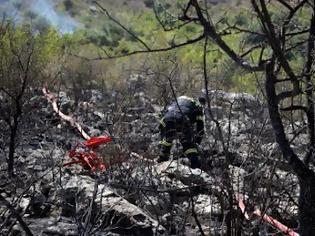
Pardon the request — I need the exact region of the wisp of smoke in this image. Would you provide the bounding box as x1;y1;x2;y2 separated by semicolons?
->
31;0;78;33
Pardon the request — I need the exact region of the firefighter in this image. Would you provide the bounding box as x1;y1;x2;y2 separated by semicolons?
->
157;95;206;169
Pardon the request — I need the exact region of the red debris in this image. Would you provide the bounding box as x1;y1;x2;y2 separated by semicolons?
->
43;87;113;173
64;136;112;172
84;135;112;148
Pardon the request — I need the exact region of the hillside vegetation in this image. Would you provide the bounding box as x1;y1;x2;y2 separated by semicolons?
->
1;0;315;235
0;0;262;95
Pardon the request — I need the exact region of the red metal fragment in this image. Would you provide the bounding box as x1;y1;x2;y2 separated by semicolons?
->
84;135;112;148
64;143;107;172
63;136;112;172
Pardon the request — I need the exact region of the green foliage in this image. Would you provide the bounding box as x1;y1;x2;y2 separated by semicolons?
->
2;0;308;95
36;28;63;63
230;72;259;94
235;12;248;26
0;24;32;67
70;2;261;93
0;23;35;96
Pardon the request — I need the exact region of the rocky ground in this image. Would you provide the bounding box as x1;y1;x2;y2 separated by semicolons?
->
0;77;300;235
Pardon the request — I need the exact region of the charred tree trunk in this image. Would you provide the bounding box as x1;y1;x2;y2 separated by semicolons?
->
6;44;31;177
299;13;315;236
304;13;315;166
265;61;315;235
7;92;23;177
299;176;315;235
8;117;18;177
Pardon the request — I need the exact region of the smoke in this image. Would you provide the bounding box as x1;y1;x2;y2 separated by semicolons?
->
0;0;80;33
0;0;20;21
31;0;79;33
0;0;82;34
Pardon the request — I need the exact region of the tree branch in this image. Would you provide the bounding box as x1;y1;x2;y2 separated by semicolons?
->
304;13;315;165
252;0;301;99
276;89;302;102
280;105;307;112
265;60;312;179
94;1;151;51
154;1;196;31
191;0;264;72
0;194;33;236
277;0;293;11
72;34;205;60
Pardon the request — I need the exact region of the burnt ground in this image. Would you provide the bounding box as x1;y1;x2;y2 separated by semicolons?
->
0;79;300;235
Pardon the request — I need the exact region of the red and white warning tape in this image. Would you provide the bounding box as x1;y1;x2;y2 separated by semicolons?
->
237;195;299;236
42;87;91;140
43;87;112;172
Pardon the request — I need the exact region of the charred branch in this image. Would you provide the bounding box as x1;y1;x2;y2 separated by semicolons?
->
265;60;312;180
240;44;265;58
180;0;194;21
154;2;197;31
191;0;264;72
304;13;315;165
285;39;308;53
277;0;294;11
74;34;205;60
281;0;307;44
285;29;309;37
280;105;307;112
223;24;265;37
94;2;150;51
252;0;299;84
276;89;302;102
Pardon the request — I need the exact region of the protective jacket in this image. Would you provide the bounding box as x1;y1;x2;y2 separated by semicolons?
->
158;96;204;168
